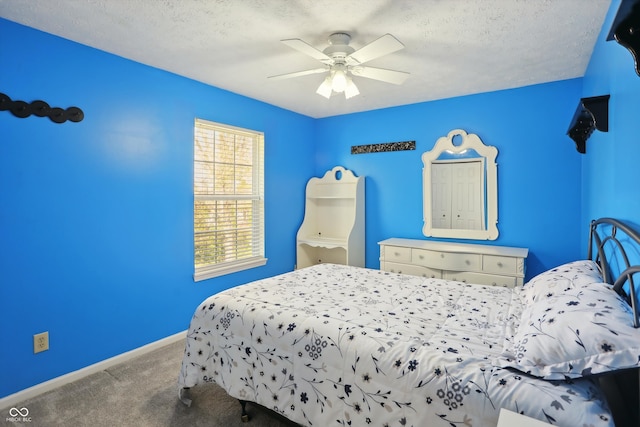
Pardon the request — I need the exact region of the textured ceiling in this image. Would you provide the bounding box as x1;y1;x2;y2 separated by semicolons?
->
0;0;611;118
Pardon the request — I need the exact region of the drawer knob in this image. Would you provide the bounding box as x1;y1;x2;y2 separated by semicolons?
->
440;254;445;258
394;252;400;256
465;260;470;265
497;262;503;267
419;255;424;259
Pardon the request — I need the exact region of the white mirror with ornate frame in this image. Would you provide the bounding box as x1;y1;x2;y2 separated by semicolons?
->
422;129;498;240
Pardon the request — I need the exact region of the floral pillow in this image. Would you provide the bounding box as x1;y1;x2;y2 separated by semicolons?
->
520;260;604;304
497;283;640;379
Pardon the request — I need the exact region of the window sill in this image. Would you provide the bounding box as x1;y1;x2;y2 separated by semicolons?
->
194;257;267;282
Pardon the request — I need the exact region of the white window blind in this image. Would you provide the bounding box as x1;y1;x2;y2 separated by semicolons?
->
193;118;266;281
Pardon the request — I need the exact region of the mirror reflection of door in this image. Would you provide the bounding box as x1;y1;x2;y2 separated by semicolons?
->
422;129;498;240
431;158;485;230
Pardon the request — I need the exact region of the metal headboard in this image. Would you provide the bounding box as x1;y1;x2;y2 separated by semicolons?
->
588;217;640;328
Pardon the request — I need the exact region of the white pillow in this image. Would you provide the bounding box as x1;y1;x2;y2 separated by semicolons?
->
520;260;603;305
497;283;640;379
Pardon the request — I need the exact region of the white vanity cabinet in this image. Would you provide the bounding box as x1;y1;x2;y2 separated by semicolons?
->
379;238;528;287
296;167;364;269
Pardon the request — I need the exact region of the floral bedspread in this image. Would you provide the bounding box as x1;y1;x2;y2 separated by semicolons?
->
178;263;613;427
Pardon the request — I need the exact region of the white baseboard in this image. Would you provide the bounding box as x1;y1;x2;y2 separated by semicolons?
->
0;330;187;411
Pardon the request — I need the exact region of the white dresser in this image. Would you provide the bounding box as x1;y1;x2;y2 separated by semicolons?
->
379;238;528;287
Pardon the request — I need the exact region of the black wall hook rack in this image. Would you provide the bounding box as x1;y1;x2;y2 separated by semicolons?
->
0;92;84;124
566;95;610;154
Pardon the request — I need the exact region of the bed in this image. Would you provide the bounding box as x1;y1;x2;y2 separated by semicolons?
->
178;217;640;426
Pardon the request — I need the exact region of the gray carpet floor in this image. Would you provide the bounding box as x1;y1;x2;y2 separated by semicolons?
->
2;340;296;427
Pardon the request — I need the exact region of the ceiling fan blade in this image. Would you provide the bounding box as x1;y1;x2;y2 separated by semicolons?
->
268;67;328;80
281;38;332;62
351;66;410;85
347;34;404;65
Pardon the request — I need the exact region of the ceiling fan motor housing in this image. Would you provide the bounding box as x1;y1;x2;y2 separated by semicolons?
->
323;32;355;60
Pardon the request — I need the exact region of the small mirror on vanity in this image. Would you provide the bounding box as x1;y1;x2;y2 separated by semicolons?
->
422;129;498;240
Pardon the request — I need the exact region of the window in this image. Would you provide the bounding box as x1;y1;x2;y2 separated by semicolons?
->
193;118;266;281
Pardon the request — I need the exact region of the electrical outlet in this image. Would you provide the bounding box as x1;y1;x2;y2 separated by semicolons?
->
34;331;49;353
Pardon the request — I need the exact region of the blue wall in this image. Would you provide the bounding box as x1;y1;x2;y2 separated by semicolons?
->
0;18;315;398
3;0;635;399
580;0;640;252
315;80;584;277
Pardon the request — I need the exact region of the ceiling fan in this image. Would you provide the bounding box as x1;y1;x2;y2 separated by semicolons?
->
268;32;410;99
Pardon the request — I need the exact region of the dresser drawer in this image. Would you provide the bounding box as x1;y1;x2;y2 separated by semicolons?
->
483;255;518;276
443;271;517;287
411;248;439;267
381;245;412;263
382;261;441;278
413;248;481;271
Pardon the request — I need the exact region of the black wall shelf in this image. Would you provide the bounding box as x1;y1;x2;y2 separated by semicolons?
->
567;95;610;154
608;0;640;76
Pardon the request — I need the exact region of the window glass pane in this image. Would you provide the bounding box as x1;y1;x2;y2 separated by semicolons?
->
235;135;253;165
235;165;253;194
214;161;235;194
194;161;214;195
194;129;214;163
215;132;235;164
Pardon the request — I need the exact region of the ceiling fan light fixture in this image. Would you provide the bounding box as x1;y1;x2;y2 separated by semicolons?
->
331;68;348;93
316;76;333;98
344;77;359;99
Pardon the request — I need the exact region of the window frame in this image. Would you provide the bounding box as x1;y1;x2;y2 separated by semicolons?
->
193;118;266;281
